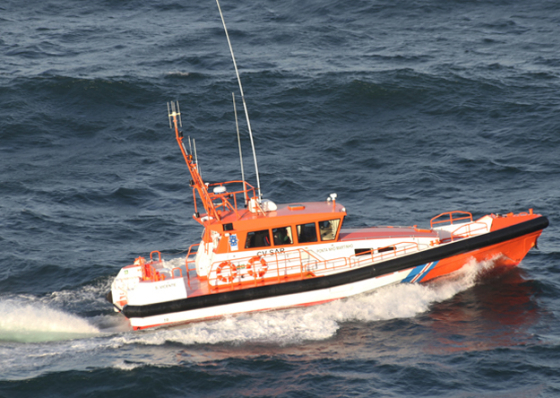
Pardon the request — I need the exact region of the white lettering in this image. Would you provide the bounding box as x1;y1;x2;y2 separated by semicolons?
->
256;248;285;256
316;244;353;254
155;283;176;290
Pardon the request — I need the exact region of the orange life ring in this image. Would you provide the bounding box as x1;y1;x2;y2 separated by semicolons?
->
247;256;268;278
216;261;237;283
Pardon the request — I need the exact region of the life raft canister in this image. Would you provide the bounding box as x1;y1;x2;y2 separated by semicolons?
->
247;256;268;278
216;261;237;283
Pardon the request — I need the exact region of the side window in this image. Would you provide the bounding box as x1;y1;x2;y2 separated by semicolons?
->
378;245;395;253
272;227;293;246
354;248;372;256
319;219;340;241
297;223;318;243
245;230;271;248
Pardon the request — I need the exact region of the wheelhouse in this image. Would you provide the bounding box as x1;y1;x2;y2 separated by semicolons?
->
203;201;347;255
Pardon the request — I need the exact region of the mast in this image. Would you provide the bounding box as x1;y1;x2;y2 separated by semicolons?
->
165;4;263;223
215;0;262;200
168;101;221;221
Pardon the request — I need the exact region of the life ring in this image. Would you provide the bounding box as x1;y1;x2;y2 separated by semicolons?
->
216;261;237;283
247;256;268;278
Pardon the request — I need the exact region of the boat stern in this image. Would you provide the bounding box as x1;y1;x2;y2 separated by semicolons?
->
108;262;143;311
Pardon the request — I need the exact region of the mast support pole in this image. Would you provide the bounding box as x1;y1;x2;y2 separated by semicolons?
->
168;101;220;221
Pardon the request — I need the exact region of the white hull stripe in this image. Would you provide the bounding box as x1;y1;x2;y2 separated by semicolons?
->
401;261;438;283
129;266;411;329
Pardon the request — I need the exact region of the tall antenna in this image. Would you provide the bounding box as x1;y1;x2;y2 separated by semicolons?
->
215;0;262;200
193;138;200;176
233;92;247;205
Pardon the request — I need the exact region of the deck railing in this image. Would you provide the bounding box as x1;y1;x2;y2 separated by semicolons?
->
201;240;423;290
348;242;420;268
184;243;200;287
430;211;473;229
440;221;489;243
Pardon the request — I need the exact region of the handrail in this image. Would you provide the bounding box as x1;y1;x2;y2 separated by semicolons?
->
194;180;257;221
203;248;319;288
151;239;423;288
184;243;200;287
203;240;420;289
438;221;489;243
209;181;256;208
150;250;162;262
349;242;420;268
430;211;473;229
208;180;256;196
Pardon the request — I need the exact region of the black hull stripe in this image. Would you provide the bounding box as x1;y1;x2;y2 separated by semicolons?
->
123;216;548;319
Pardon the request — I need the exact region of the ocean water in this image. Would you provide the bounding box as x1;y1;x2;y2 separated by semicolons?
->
1;0;559;396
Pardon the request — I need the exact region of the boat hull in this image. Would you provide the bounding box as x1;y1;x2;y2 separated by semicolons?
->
121;215;548;330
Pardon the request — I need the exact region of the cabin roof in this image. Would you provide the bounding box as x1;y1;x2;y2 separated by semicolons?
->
339;227;437;241
214;201;346;229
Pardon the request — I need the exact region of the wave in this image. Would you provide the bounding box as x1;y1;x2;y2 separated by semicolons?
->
0;297;100;343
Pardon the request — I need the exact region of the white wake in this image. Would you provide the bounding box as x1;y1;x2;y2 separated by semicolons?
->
0;297;100;343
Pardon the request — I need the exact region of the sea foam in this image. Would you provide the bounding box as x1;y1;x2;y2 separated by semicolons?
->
0;297;100;343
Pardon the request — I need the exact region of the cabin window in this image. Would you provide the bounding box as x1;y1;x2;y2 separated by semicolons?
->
245;230;271;248
297;223;318;243
378;245;395;253
273;226;293;246
319;219;340;241
223;223;234;231
354;248;372;256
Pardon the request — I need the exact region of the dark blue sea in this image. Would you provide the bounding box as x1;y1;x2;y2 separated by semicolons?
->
1;0;559;396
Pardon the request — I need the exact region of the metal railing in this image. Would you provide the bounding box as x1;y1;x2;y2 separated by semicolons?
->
348;242;420;268
201;241;423;290
440;221;489;243
430;211;473;229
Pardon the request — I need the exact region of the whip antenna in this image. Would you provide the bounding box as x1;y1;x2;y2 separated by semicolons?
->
215;0;262;200
193;138;200;176
233;92;247;204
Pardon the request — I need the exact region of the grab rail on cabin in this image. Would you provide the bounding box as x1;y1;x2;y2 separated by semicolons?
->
349;242;420;268
295;248;349;276
184;243;200;287
439;221;489;243
430;211;473;229
207;180;256;216
189;180;257;222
